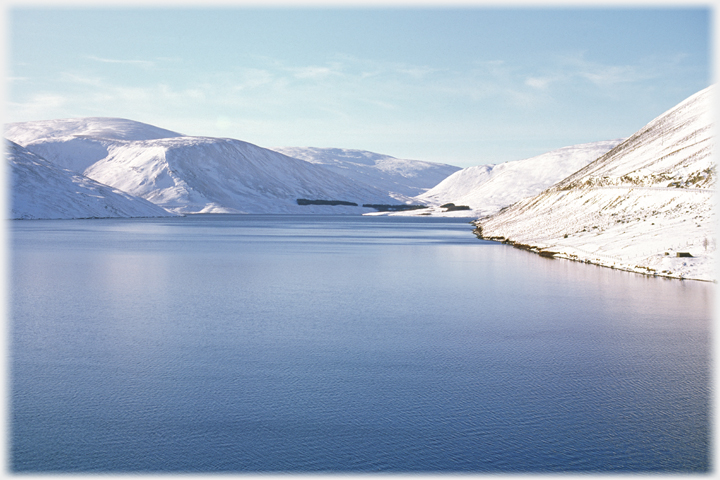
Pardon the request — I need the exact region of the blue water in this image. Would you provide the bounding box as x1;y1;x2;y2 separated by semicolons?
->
10;215;712;472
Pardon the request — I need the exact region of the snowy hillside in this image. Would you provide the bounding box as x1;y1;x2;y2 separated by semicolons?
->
6;118;397;214
5;117;184;173
84;136;396;214
475;85;716;281
271;147;461;201
4;117;184;143
391;139;622;217
7;140;176;220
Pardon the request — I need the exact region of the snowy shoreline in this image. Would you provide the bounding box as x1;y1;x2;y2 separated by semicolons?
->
473;222;716;283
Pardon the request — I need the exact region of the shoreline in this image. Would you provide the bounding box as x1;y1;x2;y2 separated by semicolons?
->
472;224;716;283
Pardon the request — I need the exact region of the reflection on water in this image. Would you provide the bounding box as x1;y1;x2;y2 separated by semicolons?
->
10;215;712;472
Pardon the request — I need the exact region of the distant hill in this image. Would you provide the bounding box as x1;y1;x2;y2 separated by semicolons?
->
4;117;184;143
271;146;461;202
408;139;623;217
6;117;407;214
7;140;176;220
83;136;396;214
474;85;716;281
5;117;185;174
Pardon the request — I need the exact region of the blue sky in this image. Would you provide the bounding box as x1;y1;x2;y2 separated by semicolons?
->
7;5;713;167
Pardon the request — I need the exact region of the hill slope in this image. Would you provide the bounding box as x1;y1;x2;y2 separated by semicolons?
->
408;139;622;217
4;117;184;143
85;136;396;214
5;117;185;173
6;118;397;214
7;140;176;220
271;147;461;201
474;85;716;281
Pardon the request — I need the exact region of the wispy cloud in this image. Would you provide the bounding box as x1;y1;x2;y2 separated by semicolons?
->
559;53;659;87
396;65;440;79
59;72;105;87
2;55;559;130
289;65;343;80
7;50;700;158
86;55;155;68
519;52;682;93
8;93;69;120
524;76;553;90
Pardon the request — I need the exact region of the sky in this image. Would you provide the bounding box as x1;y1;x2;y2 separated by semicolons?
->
5;4;714;168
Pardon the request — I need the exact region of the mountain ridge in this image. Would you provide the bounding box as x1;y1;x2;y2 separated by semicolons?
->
474;84;716;281
7;140;176;220
6;119;411;214
376;139;623;217
271;146;461;201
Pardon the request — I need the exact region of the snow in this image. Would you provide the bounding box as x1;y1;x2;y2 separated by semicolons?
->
271;147;461;201
7;140;176;220
6;118;401;215
383;139;623;217
5;117;184;173
475;85;716;282
5;117;184;143
85;136;397;214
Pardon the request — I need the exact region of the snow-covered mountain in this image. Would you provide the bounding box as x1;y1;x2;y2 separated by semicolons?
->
84;136;397;214
6;118;399;214
475;85;716;281
270;147;461;201
7;140;176;220
4;117;184;144
5;117;184;174
402;139;623;217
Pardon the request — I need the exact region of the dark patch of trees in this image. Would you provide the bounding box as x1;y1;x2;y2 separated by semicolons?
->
363;204;428;212
296;199;358;206
440;203;471;211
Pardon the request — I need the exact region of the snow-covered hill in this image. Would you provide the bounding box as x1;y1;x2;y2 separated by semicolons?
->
7;140;176;220
84;136;396;214
388;139;622;217
271;147;461;201
6;118;398;214
5;117;184;173
475;85;716;281
4;117;184;143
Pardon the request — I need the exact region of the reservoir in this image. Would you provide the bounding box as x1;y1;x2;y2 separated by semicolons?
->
9;215;712;472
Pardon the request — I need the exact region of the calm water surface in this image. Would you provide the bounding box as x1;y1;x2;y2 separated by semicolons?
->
10;215;712;472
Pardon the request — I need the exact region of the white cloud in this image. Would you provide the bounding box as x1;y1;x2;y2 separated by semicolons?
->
290;65;342;80
525;77;552;89
550;52;670;89
8;55;545;127
86;55;155;68
230;69;276;90
59;72;105;87
396;65;439;79
6;51;698;157
8;93;69;120
36;93;68;108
